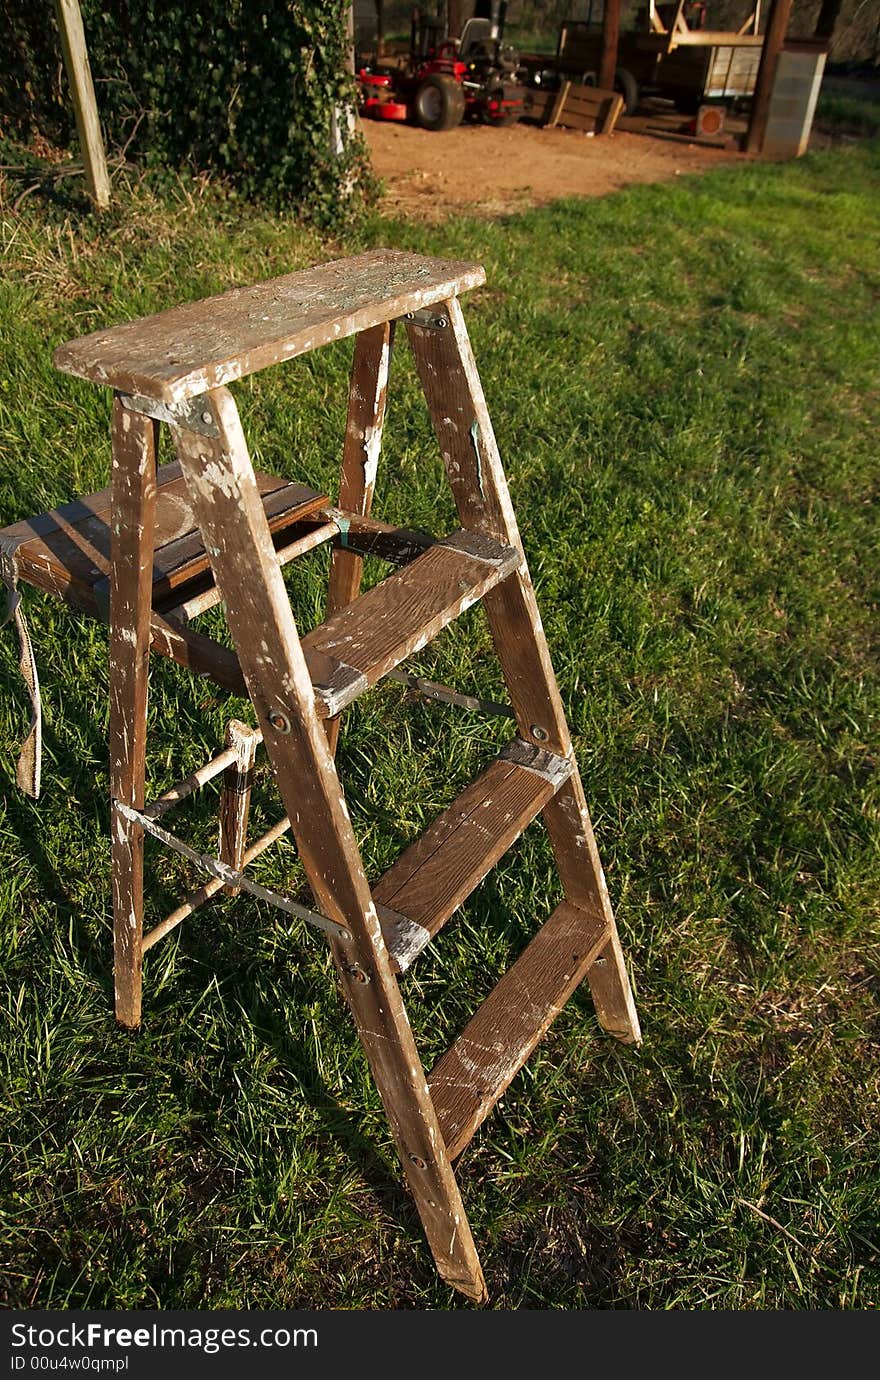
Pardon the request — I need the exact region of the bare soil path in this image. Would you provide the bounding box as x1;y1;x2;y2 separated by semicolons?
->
363;119;743;219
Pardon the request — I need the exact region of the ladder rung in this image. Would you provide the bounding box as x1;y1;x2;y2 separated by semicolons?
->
302;530;521;718
376;739;572;972
427;900;611;1160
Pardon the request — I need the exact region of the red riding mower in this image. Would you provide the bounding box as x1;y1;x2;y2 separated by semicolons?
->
359;3;524;132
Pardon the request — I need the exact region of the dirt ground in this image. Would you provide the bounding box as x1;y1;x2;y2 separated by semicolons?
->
364;118;743;219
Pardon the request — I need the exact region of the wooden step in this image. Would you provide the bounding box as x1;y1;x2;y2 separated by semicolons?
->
427;899;611;1160
1;462;326;614
302;530;521;718
54;249;485;403
375;738;572;972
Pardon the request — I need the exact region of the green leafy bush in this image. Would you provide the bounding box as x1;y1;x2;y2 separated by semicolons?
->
2;0;371;223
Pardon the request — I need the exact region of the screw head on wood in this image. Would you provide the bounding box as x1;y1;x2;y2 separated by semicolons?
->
201;410;213;424
408;1153;427;1169
530;724;549;742
267;709;291;734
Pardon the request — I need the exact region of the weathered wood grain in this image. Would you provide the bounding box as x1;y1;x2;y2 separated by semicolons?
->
2;465;325;610
541;771;642;1043
0;462;180;606
52;0;110;211
325;320;394;753
522;82;623;134
147;479;326;601
53;250;485;403
171;385;487;1304
406;300;571;754
108;399;156;1029
35;250;647;1303
428;899;611;1159
554;84;624;134
302;531;520;718
375;740;571;969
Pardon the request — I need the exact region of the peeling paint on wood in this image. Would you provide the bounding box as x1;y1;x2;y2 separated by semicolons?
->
307;532;519;719
323;320;394;754
428;900;611;1159
218;719;259;894
407;297;641;1048
108;398;156;1030
374;740;571;964
53;250;485;404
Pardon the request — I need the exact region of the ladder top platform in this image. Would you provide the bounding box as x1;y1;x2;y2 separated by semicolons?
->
53;249;486;404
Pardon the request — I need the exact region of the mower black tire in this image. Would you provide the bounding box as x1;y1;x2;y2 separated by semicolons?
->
413;74;466;131
480;83;520;126
615;67;640;115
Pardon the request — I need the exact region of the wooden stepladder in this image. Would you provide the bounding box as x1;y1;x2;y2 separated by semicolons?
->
31;250;640;1301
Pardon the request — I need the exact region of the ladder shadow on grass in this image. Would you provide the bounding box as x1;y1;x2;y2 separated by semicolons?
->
165;908;437;1264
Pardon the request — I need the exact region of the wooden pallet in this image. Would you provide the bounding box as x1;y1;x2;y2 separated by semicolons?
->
523;80;624;135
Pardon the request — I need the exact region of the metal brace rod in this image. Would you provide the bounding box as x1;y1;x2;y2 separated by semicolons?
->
386;668;515;719
142;814;292;952
113;799;351;942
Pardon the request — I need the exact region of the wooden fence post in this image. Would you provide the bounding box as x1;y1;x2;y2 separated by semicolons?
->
53;0;111;212
599;0;622;96
745;0;794;155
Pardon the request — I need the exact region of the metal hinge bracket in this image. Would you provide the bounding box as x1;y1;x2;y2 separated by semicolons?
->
117;391;220;437
400;307;449;330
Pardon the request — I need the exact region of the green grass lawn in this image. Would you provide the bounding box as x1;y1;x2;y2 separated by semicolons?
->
1;140;878;1310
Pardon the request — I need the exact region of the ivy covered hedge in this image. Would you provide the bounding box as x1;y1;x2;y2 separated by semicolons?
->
3;0;370;223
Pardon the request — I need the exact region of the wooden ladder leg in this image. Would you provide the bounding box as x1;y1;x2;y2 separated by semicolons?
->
218;719;259;895
324;320;394;755
172;387;487;1303
406;298;641;1045
542;771;641;1042
108;399;158;1029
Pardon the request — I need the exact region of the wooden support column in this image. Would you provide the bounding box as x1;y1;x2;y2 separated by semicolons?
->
109;400;157;1028
52;0;111;211
599;0;622;96
447;0;464;39
745;0;794;155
